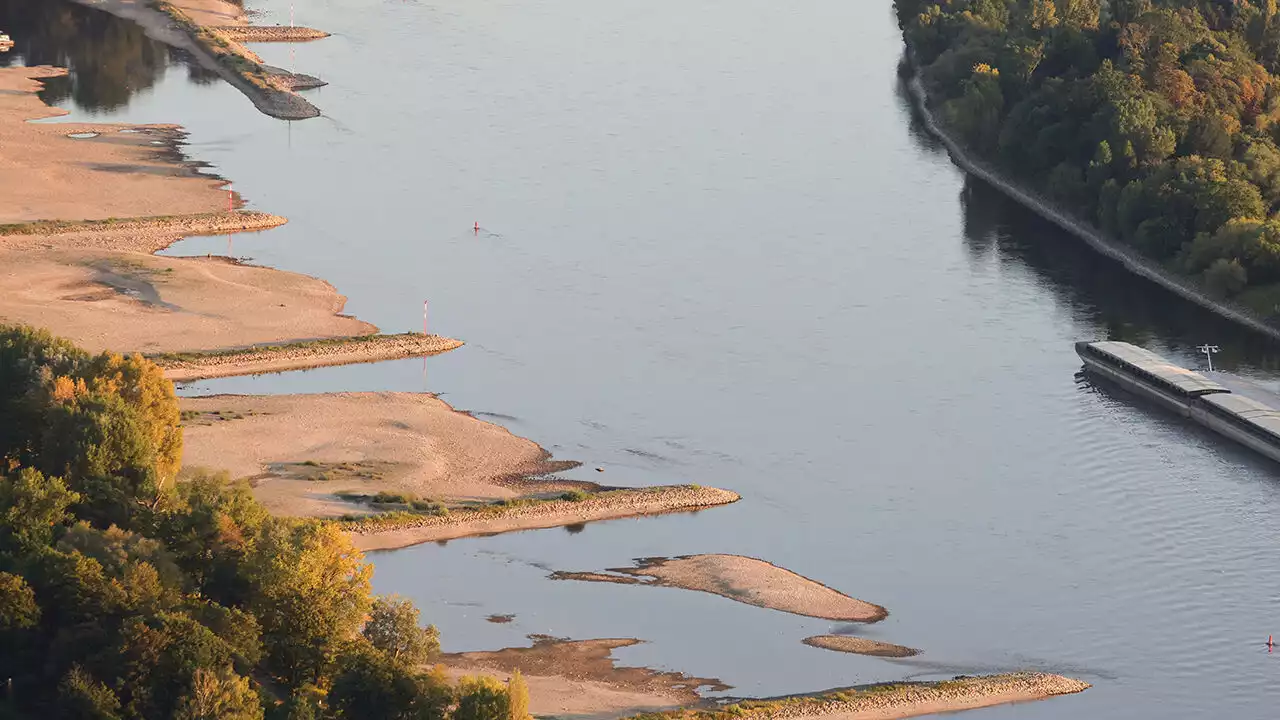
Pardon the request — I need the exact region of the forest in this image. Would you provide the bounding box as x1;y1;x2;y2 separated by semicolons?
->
897;0;1280;313
0;325;528;719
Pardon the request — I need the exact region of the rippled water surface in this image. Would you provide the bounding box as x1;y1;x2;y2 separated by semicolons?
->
12;0;1280;716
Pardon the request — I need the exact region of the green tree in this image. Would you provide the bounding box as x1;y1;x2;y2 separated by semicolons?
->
56;666;123;720
363;596;440;666
0;467;79;551
0;571;39;631
241;520;372;687
455;676;511;720
173;667;263;720
1205;258;1249;297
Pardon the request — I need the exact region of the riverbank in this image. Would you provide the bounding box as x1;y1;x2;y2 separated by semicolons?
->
68;0;322;119
0;65;454;371
552;555;887;622
442;636;729;720
902;54;1280;344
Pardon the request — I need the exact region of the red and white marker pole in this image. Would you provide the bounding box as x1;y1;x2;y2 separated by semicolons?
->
423;300;429;336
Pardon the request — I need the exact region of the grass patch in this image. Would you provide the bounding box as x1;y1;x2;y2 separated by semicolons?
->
559;490;591;502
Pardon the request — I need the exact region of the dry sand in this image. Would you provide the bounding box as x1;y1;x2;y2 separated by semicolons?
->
552;555;886;622
180;392;573;517
442;636;727;720
0;67;454;370
801;636;918;659
0;67;229;224
168;0;246;27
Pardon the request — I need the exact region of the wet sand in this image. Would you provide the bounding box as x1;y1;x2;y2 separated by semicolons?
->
552;555;886;622
442;636;728;720
801;636;918;659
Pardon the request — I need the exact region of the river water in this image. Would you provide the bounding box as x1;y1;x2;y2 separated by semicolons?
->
8;0;1280;716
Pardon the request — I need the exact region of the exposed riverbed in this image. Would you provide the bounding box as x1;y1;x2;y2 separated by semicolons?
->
9;0;1280;717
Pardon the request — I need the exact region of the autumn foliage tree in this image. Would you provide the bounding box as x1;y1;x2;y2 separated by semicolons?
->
0;325;502;720
899;0;1280;308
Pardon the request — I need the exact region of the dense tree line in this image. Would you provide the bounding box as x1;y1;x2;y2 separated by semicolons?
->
0;325;529;720
898;0;1280;308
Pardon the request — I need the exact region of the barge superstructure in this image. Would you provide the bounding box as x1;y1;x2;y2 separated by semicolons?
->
1076;340;1280;464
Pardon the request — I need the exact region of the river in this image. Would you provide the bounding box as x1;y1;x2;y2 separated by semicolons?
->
7;0;1280;716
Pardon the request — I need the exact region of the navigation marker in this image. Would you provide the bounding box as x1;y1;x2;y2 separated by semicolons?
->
1197;344;1221;372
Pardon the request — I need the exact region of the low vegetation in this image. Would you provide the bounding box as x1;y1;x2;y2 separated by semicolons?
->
0;324;529;719
900;0;1280;315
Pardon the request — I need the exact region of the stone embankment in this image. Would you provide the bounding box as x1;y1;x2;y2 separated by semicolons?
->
156;333;465;381
752;673;1089;720
212;26;330;42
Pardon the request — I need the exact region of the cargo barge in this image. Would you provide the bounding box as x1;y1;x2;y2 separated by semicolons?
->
1076;340;1280;464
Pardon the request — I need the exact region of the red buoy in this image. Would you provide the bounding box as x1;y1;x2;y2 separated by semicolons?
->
474;221;479;233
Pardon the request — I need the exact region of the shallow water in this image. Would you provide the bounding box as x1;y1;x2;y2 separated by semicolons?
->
13;0;1280;716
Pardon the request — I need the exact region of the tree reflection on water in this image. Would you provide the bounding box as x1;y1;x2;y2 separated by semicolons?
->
0;0;217;112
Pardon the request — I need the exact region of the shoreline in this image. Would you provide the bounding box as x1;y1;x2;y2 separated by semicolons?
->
635;673;1088;720
902;53;1280;344
346;485;742;551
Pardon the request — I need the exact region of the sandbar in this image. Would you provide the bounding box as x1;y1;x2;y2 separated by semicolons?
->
552;555;886;622
442;636;727;720
801;636;918;659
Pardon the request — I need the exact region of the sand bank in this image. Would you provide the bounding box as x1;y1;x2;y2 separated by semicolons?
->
348;486;740;551
552;555;886;622
68;0;321;119
180;392;569;516
0;67;232;224
801;636;918;659
443;636;728;720
158;334;464;380
641;673;1088;720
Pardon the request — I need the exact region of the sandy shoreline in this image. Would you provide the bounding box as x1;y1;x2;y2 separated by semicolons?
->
181;392;572;516
553;555;887;622
0;66;459;370
178;391;739;548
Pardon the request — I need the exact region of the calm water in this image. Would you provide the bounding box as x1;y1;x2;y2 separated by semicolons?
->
11;0;1280;716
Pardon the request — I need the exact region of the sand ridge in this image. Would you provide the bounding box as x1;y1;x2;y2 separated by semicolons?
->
552;555;886;622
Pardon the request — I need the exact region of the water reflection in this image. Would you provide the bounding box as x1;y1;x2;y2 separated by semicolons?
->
893;65;1280;373
0;0;215;112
